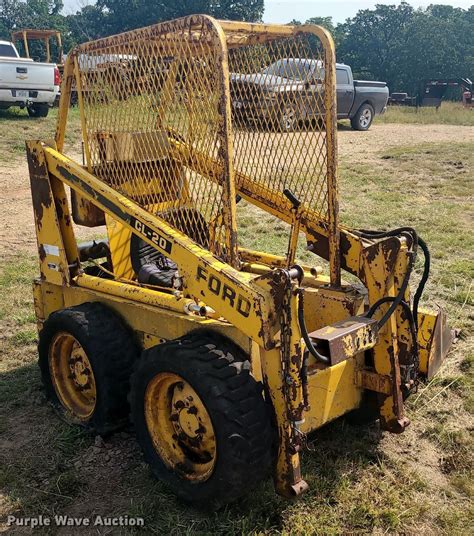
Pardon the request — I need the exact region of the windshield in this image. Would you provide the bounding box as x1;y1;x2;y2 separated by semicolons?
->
262;59;315;81
0;44;17;58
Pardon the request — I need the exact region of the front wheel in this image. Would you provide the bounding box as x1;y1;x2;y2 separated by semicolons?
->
351;103;374;131
130;332;274;507
27;104;49;118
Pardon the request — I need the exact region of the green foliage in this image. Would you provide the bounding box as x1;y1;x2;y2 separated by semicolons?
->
0;0;65;39
66;0;264;46
1;0;264;50
337;2;474;92
0;1;472;97
305;16;336;35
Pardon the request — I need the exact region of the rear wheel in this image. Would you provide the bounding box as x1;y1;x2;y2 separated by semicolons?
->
27;104;49;118
130;332;274;507
351;103;374;131
38;302;138;434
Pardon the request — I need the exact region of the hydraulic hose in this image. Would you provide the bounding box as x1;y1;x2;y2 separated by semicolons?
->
298;227;429;365
297;288;330;365
353;227;429;330
366;297;418;359
412;236;430;329
366;296;419;390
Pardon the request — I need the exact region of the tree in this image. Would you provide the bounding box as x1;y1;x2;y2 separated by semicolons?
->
0;0;64;38
335;2;473;93
305;16;335;35
80;0;264;37
0;0;67;59
401;5;474;93
66;4;107;44
336;2;415;89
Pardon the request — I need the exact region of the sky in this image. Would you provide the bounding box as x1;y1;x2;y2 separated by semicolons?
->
61;1;473;22
262;1;472;23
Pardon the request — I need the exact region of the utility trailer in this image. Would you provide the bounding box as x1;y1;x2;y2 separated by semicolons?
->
27;16;452;506
389;78;473;109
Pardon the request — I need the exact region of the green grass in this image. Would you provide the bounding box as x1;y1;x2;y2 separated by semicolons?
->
0;106;81;162
376;101;474;126
0;257;37;321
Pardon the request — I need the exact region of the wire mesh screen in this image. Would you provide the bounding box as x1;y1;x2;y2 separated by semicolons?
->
69;18;337;268
228;32;332;221
73;17;233;260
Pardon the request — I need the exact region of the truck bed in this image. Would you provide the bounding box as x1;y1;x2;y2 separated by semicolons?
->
354;80;387;89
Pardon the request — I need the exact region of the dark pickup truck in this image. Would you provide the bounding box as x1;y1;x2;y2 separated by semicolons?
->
230;59;389;131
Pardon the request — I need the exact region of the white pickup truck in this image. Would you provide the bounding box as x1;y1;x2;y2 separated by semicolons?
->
0;40;60;117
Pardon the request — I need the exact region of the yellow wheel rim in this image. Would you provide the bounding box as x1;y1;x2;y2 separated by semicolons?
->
145;372;216;482
48;332;97;420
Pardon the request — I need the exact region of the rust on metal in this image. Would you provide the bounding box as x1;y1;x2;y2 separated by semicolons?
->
418;308;453;379
308;316;378;364
355;370;391;395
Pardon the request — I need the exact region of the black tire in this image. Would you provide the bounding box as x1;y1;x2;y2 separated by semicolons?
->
351;103;374;131
130;331;274;507
38;302;138;435
27;104;49;118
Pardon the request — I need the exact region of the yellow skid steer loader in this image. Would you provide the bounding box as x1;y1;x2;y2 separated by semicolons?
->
27;16;452;506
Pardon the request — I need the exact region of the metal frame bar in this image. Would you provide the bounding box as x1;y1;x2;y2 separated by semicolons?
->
42;144;277;347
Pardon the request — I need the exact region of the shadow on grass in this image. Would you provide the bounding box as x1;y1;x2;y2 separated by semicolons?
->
0;362;383;535
0;108;32;121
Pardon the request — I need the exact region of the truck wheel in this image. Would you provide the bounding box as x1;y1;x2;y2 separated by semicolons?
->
351;103;374;131
130;332;274;507
38;302;138;435
277;104;298;132
27;104;49;118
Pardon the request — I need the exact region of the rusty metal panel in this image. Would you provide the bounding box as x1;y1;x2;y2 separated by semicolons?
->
418;308;453;379
71;190;105;226
26;141;77;287
355;370;392;395
308;316;378;364
301;285;366;333
301;357;364;432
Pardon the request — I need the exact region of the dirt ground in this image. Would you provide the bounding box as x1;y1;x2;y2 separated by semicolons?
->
1;120;473;535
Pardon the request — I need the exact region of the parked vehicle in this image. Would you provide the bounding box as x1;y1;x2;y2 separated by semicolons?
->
230;59;389;131
0;40;60;117
388;92;417;106
388;78;473;109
